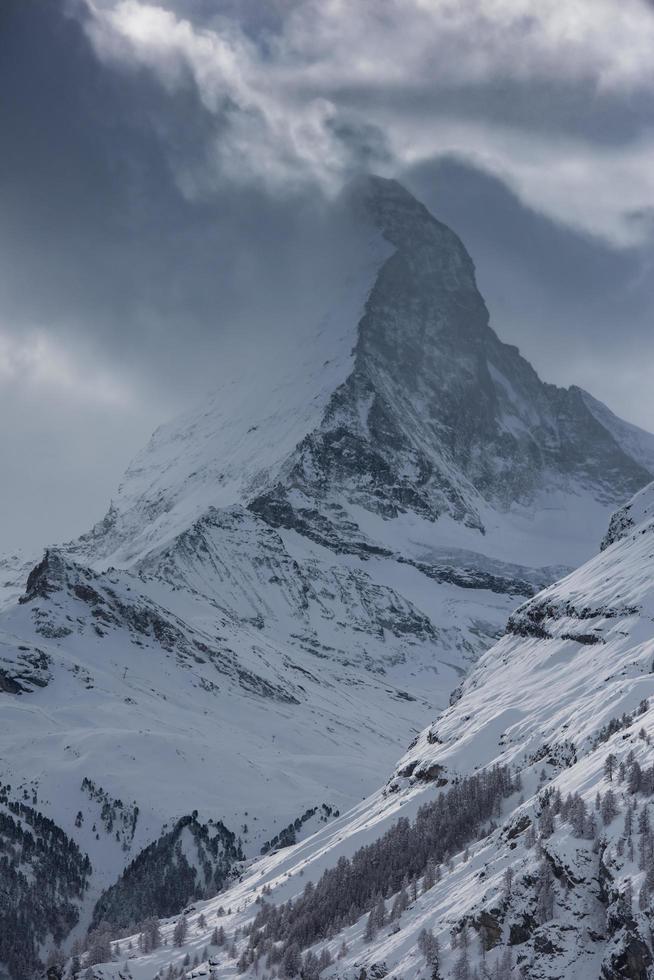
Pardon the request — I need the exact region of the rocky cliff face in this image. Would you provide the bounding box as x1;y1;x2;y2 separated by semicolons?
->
251;179;653;557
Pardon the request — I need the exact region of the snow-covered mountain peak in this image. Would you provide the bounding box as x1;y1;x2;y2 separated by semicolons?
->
63;179;653;576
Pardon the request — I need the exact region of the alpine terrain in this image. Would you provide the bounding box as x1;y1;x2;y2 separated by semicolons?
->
1;177;653;979
77;474;654;980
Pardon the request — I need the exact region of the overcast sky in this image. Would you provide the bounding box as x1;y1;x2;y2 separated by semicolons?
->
1;0;654;553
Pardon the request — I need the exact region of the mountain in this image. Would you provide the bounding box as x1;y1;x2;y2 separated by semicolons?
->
1;177;654;976
87;479;654;980
68;178;654;575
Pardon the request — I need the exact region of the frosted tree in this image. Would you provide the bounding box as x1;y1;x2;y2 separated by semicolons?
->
535;859;555;924
601;789;618;825
317;948;332;971
502;866;514;899
629;761;643;794
538;803;554;838
390;883;409;921
363;910;377;942
423;859;436;893
281;943;301;978
452;947;471;980
624;804;634;838
86;926;113;965
623;878;633;912
139;917;161;952
417;928;441;978
173;916;188;947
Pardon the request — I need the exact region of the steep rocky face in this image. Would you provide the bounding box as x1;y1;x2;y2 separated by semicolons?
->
251;179;652;551
601;481;654;551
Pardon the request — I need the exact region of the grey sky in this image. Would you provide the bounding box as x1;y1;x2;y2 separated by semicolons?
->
1;0;653;552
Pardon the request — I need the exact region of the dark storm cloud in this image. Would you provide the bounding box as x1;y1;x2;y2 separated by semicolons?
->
328;76;654;149
0;0;367;395
1;0;653;550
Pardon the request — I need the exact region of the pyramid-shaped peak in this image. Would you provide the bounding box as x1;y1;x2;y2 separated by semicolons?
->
356;174;425;208
346;174;467;255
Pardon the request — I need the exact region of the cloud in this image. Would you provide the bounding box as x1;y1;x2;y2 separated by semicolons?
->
389;118;654;247
81;0;654;244
0;329;158;554
0;330;132;408
83;0;369;194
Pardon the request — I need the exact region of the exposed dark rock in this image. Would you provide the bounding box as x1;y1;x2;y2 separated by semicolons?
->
508;914;537;946
0;670;24;694
414;763;447;785
400;557;535;598
473;909;503;950
560;631;603;645
20;551;67;604
0;648;52;694
503;814;532;842
533;932;561;955
601;933;653;980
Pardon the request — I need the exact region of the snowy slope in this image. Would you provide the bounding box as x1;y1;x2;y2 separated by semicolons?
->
581;388;654;476
86;482;654;980
0;550;35;611
66;230;392;570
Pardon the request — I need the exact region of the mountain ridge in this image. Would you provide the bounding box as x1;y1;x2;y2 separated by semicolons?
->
65;177;654;574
